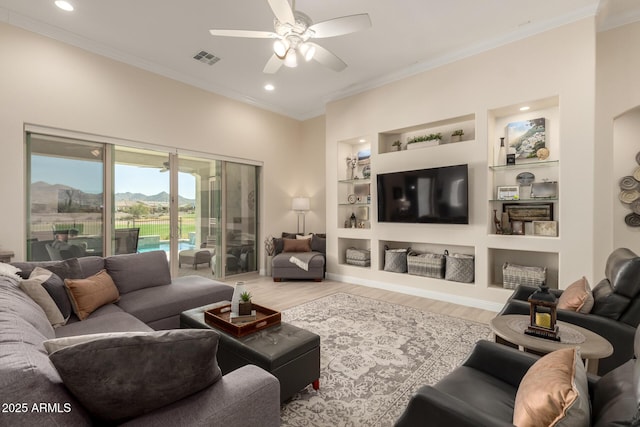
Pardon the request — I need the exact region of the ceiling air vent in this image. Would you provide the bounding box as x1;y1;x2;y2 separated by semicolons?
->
193;50;220;66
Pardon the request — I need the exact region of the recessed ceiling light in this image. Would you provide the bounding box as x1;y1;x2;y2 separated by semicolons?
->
519;106;530;111
264;84;275;91
359;139;366;143
55;1;74;11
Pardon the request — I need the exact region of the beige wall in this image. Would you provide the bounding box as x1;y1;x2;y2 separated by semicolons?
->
595;21;640;274
325;19;597;309
0;22;326;268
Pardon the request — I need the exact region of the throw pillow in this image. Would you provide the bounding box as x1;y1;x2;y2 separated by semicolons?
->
0;262;22;280
64;270;120;320
296;234;313;240
283;238;311;253
273;237;284;255
31;266;72;321
558;277;594;313
105;250;171;294
19;271;66;328
46;329;223;422
282;232;300;239
311;234;326;254
513;347;590;427
44;257;84;281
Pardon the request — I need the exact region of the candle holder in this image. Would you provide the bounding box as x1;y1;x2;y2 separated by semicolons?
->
525;283;560;341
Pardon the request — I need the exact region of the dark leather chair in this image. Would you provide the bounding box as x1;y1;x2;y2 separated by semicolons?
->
498;248;640;375
114;228;140;255
395;329;640;427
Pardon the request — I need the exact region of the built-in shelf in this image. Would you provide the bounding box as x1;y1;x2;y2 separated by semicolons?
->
489;160;559;170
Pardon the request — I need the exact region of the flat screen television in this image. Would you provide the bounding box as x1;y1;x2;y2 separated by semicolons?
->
377;164;469;224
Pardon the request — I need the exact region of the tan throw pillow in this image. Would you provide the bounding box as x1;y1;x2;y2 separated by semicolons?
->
65;270;120;320
296;234;313;240
283;238;311;253
558;277;594;313
513;347;590;427
19;273;66;328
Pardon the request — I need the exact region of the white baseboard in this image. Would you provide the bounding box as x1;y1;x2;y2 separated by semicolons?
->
326;272;503;313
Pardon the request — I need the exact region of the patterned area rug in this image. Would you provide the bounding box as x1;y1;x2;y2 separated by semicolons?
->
280;293;492;426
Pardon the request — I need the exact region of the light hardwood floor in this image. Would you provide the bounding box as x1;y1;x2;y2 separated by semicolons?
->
217;272;497;325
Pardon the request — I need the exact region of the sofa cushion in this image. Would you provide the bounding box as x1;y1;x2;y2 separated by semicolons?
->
46;329;223;422
54;310;152;338
513;347;589;427
105;250;171;294
78;255;106;277
558;277;594;313
283;238;311;253
19;270;66;328
65;270;120;320
116;275;234;325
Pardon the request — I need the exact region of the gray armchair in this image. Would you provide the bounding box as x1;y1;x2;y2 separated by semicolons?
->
499;248;640;375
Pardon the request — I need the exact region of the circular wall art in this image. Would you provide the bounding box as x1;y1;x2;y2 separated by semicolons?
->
516;172;535;185
348;193;357;204
619;155;640;226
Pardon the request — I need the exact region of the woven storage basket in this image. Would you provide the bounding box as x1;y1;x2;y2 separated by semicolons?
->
444;250;475;283
502;263;546;289
383;246;408;273
407;251;445;278
346;248;371;267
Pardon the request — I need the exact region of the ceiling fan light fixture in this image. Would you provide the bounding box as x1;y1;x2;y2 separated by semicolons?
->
284;49;298;67
299;43;315;61
273;39;288;59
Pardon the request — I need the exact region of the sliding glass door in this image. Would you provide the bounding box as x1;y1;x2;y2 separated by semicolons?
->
26;131;259;279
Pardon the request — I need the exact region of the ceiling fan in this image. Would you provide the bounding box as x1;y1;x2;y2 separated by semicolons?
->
209;0;371;73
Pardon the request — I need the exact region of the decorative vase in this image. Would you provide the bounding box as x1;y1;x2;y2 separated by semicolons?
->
498;137;507;166
450;135;461;143
501;212;511;234
266;255;273;277
493;209;502;234
238;301;252;315
231;281;246;315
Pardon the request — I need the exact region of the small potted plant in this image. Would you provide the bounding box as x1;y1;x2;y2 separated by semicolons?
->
407;133;442;150
450;129;464;143
239;291;252;315
392;140;402;151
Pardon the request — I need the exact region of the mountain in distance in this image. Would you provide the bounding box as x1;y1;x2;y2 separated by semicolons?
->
31;182;195;206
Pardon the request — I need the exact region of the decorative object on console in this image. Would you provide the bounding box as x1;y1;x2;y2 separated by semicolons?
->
292;197;310;234
500;212;511;234
503;203;553;222
526;283;559;341
406;133;442;150
516;171;535;185
507;118;546;160
531;180;558;198
349;212;357;228
493;209;503;234
392;140;402;151
618;159;640;226
536;147;550;160
511;220;524;235
362;165;371;178
506;153;516;165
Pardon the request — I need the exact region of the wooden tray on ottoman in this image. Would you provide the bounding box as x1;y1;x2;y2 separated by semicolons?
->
204;303;281;337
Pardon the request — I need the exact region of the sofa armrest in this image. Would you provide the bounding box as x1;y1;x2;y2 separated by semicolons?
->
122;365;280;427
395;385;514;427
462;340;538;388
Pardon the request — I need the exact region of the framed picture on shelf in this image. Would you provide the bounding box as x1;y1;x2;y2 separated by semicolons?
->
503;202;553;222
533;220;558;237
507;118;546;160
497;185;520;201
511;220;524;235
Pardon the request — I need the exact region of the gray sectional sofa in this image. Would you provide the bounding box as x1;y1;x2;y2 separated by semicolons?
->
1;251;280;426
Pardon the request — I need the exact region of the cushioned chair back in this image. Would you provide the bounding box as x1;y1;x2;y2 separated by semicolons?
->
608;248;640;326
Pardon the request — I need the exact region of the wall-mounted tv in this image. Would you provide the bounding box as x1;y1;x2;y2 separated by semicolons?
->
377;164;469;224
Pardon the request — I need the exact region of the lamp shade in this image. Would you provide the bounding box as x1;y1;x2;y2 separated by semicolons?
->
292;197;310;212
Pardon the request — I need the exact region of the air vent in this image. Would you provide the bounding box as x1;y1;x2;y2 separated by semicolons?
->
193;50;221;66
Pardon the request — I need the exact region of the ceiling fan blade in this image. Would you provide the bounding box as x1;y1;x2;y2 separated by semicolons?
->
263;54;284;74
209;29;277;38
267;0;295;25
309;14;371;38
308;43;347;72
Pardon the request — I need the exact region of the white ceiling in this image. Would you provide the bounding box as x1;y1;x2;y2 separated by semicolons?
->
1;0;639;120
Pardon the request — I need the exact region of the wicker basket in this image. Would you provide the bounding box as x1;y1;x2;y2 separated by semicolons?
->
444;251;475;283
346;248;371;267
502;263;546;289
407;251;445;278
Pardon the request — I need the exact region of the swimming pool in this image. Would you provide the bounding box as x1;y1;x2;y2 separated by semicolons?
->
138;241;195;253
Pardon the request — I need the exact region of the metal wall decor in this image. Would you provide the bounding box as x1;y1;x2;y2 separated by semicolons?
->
619;152;640;227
